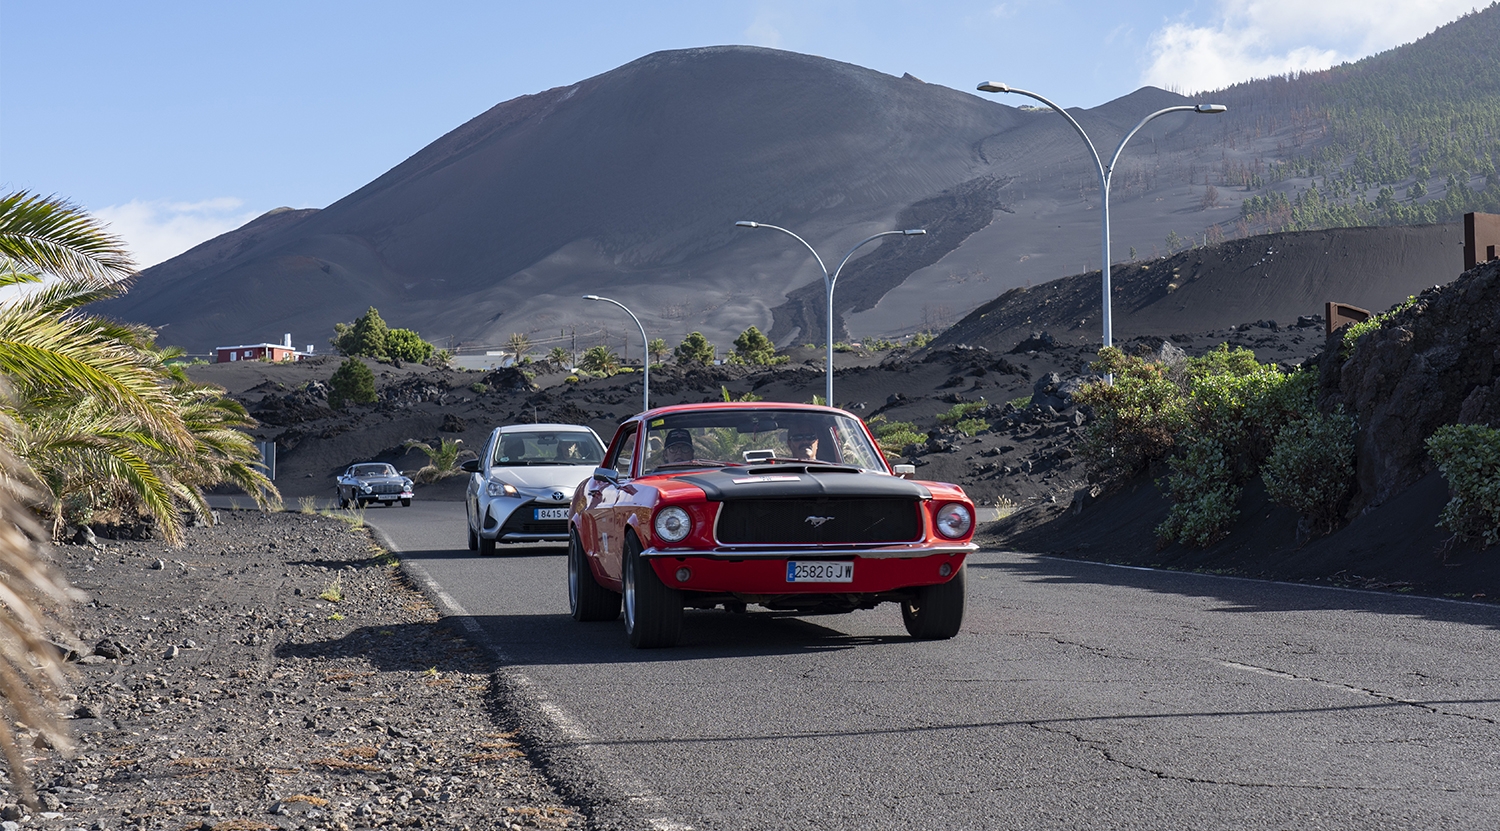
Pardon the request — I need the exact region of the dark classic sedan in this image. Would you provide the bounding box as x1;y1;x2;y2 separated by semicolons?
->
567;402;978;648
335;463;414;508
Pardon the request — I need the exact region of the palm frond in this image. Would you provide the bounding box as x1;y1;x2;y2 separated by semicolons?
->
0;192;135;283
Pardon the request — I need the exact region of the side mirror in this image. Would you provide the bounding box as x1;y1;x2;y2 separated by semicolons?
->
892;464;916;480
460;458;480;474
592;466;619;485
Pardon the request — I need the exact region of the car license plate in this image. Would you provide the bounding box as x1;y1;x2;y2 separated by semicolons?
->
786;561;854;583
534;507;569;520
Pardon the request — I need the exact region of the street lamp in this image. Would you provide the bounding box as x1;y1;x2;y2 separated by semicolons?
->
976;81;1225;349
734;221;926;406
582;294;650;413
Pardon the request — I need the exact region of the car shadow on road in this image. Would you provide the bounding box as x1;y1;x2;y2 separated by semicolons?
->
971;551;1500;632
277;607;918;671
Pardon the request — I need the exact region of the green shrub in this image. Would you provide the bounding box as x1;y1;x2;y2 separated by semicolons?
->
867;415;927;458
1262;409;1356;535
938;401;987;424
733;326;788;366
954;417;988;437
1073;348;1190;482
1427;424;1500;546
674;332;715;365
1157;440;1241;547
469;382;489;395
910;332;935;348
385;327;434;363
328;358;376;409
1341;296;1417;357
1007;395;1032;410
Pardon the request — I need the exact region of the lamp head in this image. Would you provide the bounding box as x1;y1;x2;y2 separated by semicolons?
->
903;229;927;236
976;81;1010;94
735;221;759;228
1195;104;1228;114
582;294;600;301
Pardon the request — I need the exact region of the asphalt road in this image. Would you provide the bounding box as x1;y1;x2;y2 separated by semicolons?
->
365;500;1500;830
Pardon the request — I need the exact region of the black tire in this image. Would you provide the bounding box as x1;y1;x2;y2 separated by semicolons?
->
467;522;478;551
337;493;349;509
401;498;412;507
569;530;620;622
901;564;966;640
478;533;497;557
622;533;682;648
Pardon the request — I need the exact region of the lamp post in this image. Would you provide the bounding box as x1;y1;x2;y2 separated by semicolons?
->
734;221;926;406
976;82;1225;349
582;294;650;413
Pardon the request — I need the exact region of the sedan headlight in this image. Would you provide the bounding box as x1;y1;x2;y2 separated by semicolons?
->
653;506;692;543
935;503;973;539
360;484;372;493
487;480;519;498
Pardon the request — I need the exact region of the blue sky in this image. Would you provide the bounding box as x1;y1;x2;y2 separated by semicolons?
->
0;0;1478;267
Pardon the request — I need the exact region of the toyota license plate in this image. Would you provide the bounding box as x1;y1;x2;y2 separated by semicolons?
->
534;507;569;520
786;561;854;583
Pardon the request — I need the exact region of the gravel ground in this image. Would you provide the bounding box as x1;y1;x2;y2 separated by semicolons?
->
3;510;580;831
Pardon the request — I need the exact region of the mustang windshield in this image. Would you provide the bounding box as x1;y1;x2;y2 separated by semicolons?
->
643;409;887;474
492;430;606;466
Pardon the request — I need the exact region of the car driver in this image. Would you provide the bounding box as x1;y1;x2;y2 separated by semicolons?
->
663;428;694;464
788;423;820;460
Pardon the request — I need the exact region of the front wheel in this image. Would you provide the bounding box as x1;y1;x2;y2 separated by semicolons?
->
467;522;478;551
623;534;682;648
401;498;412;507
901;564;966;640
569;531;620;622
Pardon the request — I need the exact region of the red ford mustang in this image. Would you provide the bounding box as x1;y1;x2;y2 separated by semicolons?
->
567;402;978;648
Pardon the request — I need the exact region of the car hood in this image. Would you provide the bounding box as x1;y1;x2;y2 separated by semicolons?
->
670;466;932;501
489;464;597;492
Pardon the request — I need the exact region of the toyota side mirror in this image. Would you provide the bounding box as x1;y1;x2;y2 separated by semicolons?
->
460;459;479;474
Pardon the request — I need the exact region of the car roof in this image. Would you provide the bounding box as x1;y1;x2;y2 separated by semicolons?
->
495;423;599;434
629;402;852;421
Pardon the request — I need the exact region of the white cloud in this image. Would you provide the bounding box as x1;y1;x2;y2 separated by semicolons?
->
93;197;260;269
1141;0;1479;94
744;10;784;48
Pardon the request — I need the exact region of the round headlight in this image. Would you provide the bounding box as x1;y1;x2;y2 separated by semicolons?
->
487;480;519;498
935;503;973;539
653;506;692;543
360;484;372;493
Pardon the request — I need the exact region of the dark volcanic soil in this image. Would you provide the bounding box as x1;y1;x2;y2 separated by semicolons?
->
8;510;579;830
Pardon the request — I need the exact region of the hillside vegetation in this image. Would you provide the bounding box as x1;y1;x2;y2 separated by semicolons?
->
1219;3;1500;232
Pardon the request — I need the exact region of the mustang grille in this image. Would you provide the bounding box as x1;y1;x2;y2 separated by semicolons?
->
715;498;921;545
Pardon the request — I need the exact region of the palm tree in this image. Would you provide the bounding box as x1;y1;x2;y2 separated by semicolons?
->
0;191;280;802
507;332;532;363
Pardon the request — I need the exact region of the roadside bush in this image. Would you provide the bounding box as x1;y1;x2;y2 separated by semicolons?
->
954;418;988;437
403;437;467;484
1427;424;1500;546
1073;347;1190;483
1157;441;1241;547
331;306;435;363
328;358;376;409
1262;409;1356;536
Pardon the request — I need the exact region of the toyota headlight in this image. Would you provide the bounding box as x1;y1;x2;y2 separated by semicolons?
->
935;503;973;539
653;506;692;543
487;480;519;498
